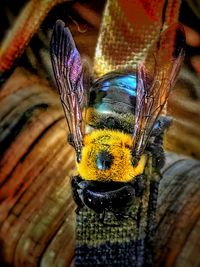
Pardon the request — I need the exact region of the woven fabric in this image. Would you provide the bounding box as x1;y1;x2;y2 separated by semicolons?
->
93;0;180;77
76;0;181;266
75;158;159;267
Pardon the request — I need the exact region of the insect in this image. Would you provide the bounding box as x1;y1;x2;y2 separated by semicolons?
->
50;20;185;221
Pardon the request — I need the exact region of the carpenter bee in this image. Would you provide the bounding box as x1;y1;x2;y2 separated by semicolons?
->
50;20;185;221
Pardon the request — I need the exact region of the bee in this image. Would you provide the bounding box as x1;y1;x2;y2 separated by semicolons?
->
50;20;185;222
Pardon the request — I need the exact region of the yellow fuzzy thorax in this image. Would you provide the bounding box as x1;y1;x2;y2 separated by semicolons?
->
77;129;147;182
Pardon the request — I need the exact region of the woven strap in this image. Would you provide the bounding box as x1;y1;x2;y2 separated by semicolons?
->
75;158;159;267
75;0;181;266
93;0;180;77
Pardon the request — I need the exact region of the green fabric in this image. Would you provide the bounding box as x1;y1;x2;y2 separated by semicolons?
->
75;157;159;267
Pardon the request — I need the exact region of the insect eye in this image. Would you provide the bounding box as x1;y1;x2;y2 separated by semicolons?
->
96;150;114;171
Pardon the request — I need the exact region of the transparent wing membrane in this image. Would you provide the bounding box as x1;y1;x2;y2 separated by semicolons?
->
132;24;185;157
50;20;89;157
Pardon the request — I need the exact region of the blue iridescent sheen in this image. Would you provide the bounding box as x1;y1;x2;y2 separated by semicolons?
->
100;75;137;97
96;151;113;171
89;73;137;115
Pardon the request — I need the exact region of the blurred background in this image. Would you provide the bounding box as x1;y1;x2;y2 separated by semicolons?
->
0;0;199;266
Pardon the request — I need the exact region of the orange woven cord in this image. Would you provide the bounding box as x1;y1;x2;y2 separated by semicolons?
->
93;0;181;77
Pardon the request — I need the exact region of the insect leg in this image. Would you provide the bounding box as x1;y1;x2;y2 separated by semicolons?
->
71;176;85;210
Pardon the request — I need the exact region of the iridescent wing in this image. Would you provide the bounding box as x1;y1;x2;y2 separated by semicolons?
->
132;24;185;157
50;20;89;159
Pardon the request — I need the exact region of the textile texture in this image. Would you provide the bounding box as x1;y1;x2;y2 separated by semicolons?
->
75;0;180;266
